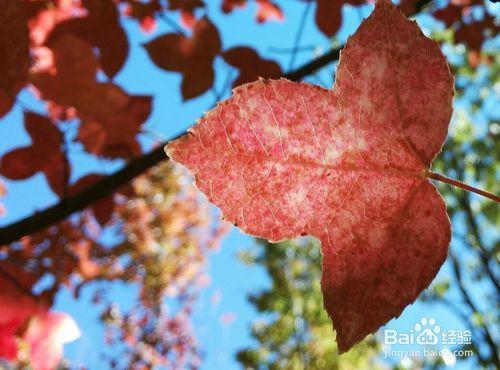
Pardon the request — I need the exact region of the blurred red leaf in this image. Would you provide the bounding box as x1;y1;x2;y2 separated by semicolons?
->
77;96;152;159
23;311;81;370
70;174;115;226
315;0;364;37
432;0;483;26
46;0;129;78
0;112;69;196
0;262;39;360
221;0;247;13
454;13;497;51
0;263;80;370
432;3;464;26
221;0;283;23
144;17;221;100
31;34;130;119
255;0;284;23
166;0;453;352
25;0;85;46
168;0;205;29
432;1;497;52
125;0;162;19
222;47;282;87
123;0;161;33
0;0;30;118
30;30;144;163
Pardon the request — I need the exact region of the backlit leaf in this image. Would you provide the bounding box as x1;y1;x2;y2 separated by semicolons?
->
166;0;454;352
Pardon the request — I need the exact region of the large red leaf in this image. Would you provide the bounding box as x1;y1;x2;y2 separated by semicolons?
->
166;0;453;352
144;17;221;100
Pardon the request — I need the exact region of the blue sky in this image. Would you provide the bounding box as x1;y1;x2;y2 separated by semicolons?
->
0;1;497;369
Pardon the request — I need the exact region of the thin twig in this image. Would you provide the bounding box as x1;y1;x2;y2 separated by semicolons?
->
449;252;499;367
269;46;316;55
0;143;171;244
158;12;185;35
427;171;500;202
288;0;312;71
458;191;500;291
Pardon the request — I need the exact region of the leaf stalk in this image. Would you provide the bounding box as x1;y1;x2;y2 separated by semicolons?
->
427;171;499;202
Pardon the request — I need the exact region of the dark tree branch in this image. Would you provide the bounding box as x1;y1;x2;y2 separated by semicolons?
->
0;0;433;244
0;143;171;244
288;0;313;70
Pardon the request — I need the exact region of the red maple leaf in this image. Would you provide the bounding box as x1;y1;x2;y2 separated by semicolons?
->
166;0;454;352
144;17;221;100
222;47;282;88
0;112;69;196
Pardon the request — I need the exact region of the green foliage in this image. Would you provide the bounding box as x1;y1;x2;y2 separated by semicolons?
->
236;238;382;370
237;46;499;370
